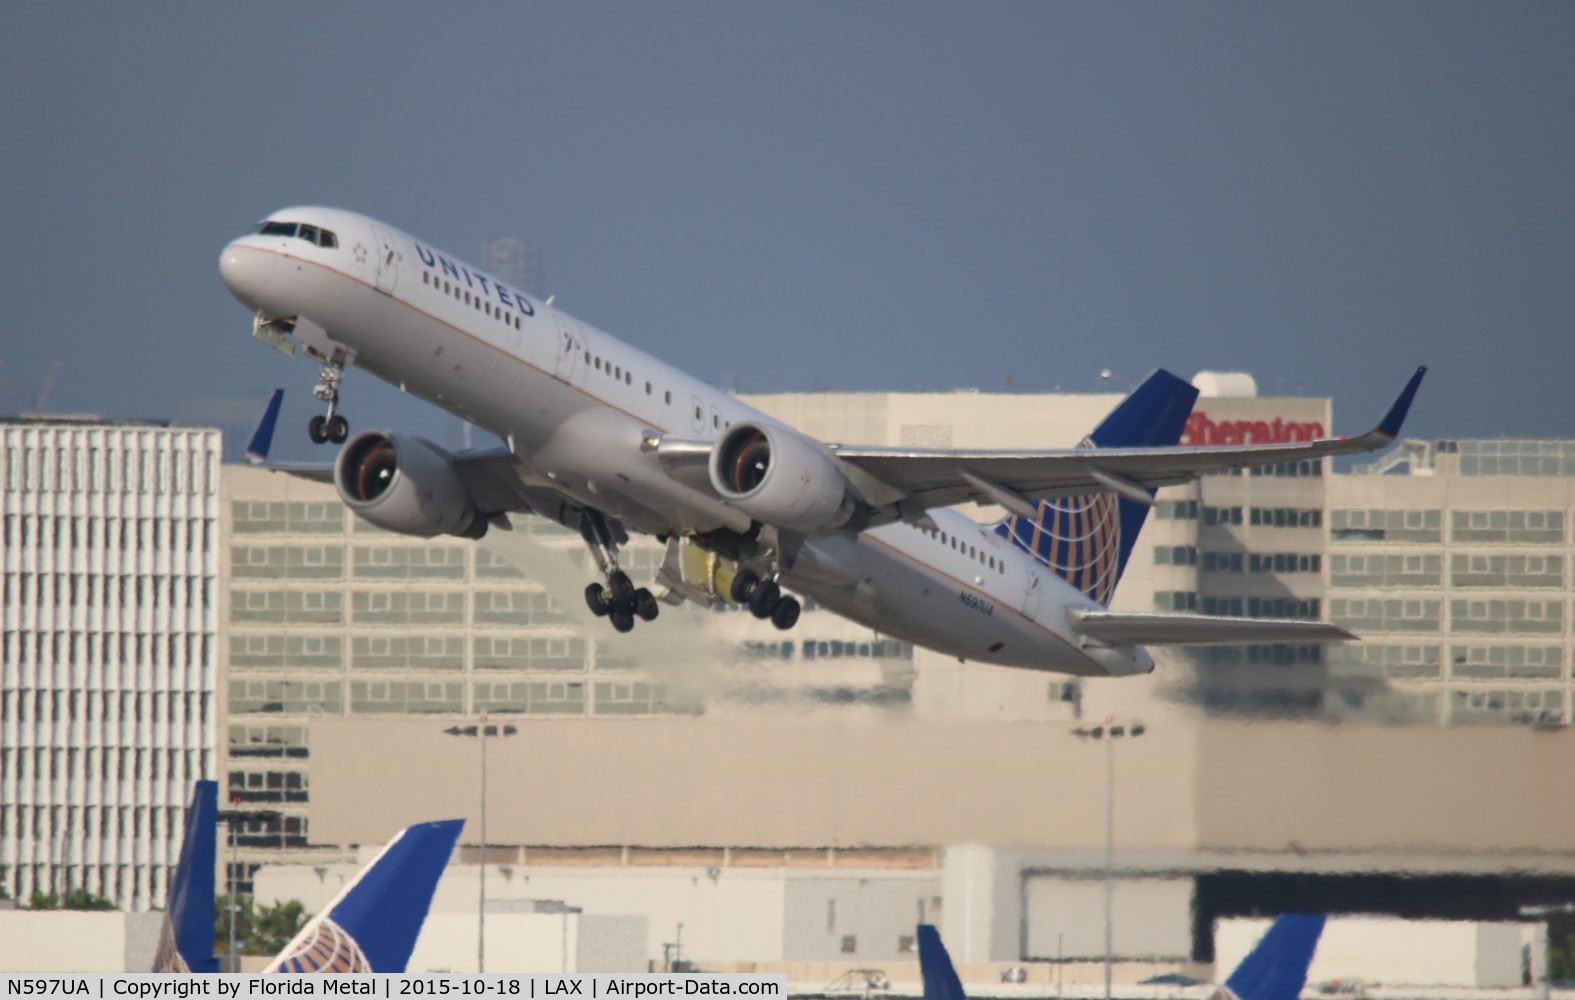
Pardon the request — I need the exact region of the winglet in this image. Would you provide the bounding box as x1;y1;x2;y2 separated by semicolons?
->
916;925;967;1000
1373;366;1427;441
246;389;285;464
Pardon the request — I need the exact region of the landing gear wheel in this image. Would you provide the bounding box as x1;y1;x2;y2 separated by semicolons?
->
326;413;349;443
771;596;801;631
609;570;636;601
609;607;635;633
584;582;610;618
748;579;782;619
634;588;660;622
308;414;328;444
730;570;760;605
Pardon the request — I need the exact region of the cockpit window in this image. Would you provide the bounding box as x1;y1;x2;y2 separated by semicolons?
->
251;220;338;248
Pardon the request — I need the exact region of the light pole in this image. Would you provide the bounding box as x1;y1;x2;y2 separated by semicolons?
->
1073;720;1146;1000
444;714;518;973
217;802;280;972
229;814;238;966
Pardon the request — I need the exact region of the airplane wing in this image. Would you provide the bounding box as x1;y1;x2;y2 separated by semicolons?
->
830;367;1425;516
1070;610;1354;645
242;389;566;521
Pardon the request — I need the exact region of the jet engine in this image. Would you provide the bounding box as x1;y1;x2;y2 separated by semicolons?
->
335;431;484;538
709;422;853;531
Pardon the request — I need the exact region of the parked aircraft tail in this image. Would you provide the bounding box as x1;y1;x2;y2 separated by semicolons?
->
152;780;219;973
916;924;966;1000
262;819;463;973
916;912;1324;1000
994;369;1198;603
1219;913;1327;1000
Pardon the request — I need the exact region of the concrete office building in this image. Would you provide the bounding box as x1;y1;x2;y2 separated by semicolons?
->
1327;438;1575;726
0;419;221;910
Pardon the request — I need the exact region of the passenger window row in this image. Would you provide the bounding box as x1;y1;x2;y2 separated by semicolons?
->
417;277;713;429
423;271;523;331
916;525;1006;574
587;352;634;387
579;352;728;429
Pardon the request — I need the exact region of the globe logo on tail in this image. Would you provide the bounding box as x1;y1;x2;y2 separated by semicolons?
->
273;918;374;973
996;439;1124;606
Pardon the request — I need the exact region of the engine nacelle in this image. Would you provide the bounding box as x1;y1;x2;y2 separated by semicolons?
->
335;431;482;538
708;422;852;531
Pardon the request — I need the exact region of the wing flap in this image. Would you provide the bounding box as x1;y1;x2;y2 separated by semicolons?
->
1071;610;1355;646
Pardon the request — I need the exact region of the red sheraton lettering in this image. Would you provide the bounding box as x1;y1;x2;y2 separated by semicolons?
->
1181;412;1324;446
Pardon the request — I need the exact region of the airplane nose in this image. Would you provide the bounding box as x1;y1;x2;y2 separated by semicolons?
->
219;243;276;308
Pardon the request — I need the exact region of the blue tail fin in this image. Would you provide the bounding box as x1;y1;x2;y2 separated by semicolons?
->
993;370;1197;604
154;780;219;973
265;819;463;973
1223;914;1326;1000
916;925;967;1000
246;388;285;463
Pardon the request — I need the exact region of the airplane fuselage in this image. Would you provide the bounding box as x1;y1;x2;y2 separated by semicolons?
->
220;207;1152;677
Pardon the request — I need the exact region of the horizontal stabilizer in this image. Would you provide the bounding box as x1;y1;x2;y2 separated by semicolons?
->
1070;610;1354;645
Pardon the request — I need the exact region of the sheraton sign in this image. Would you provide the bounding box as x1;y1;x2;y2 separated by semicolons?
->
1182;411;1325;446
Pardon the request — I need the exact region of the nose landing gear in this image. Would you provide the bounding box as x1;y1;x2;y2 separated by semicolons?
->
307;354;349;444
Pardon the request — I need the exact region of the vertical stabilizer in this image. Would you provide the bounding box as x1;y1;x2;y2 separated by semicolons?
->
246;388;285;463
153;780;219;973
1221;914;1326;1000
264;819;463;973
916;924;968;1000
994;369;1197;604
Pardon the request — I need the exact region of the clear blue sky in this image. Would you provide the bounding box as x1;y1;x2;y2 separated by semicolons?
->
4;2;1572;439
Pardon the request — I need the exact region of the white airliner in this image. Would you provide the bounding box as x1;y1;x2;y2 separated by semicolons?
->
219;207;1424;678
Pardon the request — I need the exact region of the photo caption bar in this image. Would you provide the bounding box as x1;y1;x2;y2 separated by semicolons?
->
0;977;785;1000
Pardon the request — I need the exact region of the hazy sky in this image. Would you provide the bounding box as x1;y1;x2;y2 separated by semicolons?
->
3;3;1573;441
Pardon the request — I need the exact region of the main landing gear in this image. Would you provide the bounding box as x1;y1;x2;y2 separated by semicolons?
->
307;354;349;444
730;569;801;631
579;511;659;634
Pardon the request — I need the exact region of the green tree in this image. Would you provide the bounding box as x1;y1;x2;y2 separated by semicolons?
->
214;895;309;957
251;900;308;956
27;891;59;910
61;888;117;911
214;894;254;956
1550;931;1575;981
